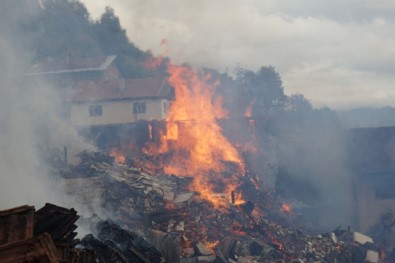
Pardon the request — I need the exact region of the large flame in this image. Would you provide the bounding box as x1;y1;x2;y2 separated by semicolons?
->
160;64;245;207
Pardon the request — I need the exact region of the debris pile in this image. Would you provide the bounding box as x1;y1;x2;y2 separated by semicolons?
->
51;151;383;263
0;203;95;263
80;220;162;263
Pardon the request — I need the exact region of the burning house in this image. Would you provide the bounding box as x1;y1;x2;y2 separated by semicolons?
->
70;76;173;127
6;58;392;261
24;55;174;152
6;0;395;262
18;53;394;262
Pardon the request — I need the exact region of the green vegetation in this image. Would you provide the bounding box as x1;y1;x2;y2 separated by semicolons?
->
3;0;341;125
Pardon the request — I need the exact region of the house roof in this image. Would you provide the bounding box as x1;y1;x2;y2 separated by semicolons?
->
71;76;172;103
25;55;117;76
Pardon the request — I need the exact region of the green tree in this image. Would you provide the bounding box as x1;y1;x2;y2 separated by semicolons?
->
29;0;101;60
234;66;286;116
92;7;151;78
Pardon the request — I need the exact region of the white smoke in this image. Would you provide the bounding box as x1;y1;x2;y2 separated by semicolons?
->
0;1;94;210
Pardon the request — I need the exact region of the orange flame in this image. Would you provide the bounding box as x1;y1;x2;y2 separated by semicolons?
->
203;240;219;252
281;203;292;213
110;148;126;164
233;191;246;206
230;221;247;236
158;63;245;208
148;124;153;140
273;238;284;250
245;104;253;118
144;39;169;69
164;201;176;210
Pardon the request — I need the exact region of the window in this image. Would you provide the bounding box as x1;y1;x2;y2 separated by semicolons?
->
163;101;169;114
89;105;102;116
133;102;146;114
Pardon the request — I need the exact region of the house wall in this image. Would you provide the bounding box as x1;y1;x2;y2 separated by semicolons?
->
355;180;395;232
70;99;169;126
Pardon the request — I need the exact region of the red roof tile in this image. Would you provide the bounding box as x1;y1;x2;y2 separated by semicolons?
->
71;76;172;102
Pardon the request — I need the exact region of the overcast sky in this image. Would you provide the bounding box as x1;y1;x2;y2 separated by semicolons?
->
81;0;395;109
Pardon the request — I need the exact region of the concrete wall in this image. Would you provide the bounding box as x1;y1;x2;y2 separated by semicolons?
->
71;99;169;126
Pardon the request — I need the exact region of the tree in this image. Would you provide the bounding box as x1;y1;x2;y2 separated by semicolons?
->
234;66;286;116
29;0;101;60
92;7;153;77
287;94;312;112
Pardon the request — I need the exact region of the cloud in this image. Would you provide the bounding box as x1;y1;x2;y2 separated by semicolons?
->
82;0;395;109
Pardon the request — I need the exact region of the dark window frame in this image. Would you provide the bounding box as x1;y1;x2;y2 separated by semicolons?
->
89;105;102;117
133;102;146;114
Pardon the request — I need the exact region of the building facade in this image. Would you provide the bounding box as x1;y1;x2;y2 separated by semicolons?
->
70;77;173;126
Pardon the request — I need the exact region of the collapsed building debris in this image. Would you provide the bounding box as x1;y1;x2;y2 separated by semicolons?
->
0;203;95;263
0;202;162;263
80;220;162;263
48;150;385;262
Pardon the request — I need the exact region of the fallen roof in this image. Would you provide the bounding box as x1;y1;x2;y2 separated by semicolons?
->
71;76;172;102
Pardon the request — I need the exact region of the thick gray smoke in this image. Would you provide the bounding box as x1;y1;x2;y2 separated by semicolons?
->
0;1;93;210
273;109;353;231
218;67;353;232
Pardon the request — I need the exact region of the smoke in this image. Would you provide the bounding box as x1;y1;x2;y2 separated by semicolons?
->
216;67;354;231
0;1;94;210
81;0;395;109
273;108;353;231
337;106;395;128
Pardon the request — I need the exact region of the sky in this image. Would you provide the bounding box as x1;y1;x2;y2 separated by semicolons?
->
81;0;395;109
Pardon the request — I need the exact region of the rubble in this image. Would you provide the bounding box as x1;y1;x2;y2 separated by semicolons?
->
196;242;214;256
62;176;105;210
80;220;162;263
0;203;95;263
366;250;379;263
0;147;388;262
41;150;390;262
0;205;35;245
353;231;374;245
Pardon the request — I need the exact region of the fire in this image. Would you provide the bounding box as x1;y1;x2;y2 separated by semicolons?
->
281;203;292;213
272;238;284;251
159;64;245;208
148;124;153;140
232;191;246;206
110;148;126;164
245;103;253;118
203;240;219;251
164;201;176;210
252;208;264;218
230;221;247;236
144;38;169;69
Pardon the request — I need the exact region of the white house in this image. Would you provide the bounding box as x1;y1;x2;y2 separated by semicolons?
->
70;76;173;127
